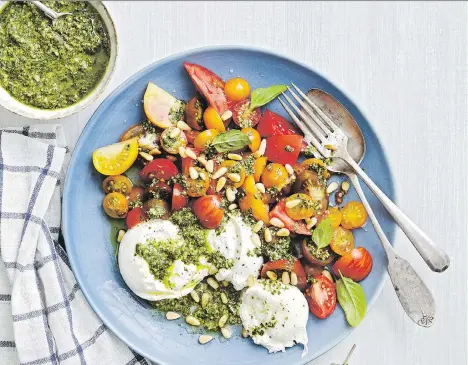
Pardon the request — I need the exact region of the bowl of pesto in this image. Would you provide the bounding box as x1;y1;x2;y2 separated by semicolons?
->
0;1;117;119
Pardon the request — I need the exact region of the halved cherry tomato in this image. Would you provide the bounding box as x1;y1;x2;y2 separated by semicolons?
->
261;258;307;290
102;175;132;196
301;239;334;265
285;193;316;220
92;138;139;176
302;261;324;277
261;163;289;189
186;167;210;197
241;127;261;152
203;106;226;132
126;207;147;229
119;124;146;142
327;207;342;228
332;247;373;282
293;169;328;213
143;82;184;129
300;158;331;179
184;62;228;115
193;195;224;229
220;160;246;188
103;192;129;219
231;99;261;128
239;194;269;223
224;77;251;101
264;134;303;166
305;275;337;319
138;158;178;182
341;201;368;229
143;199;171;220
269;200;311;235
172;183;188;211
194;129;219;151
185;96;204;130
185;130;200;145
160;127;187;154
128;186;147;206
330;227;354;256
253;156;267;182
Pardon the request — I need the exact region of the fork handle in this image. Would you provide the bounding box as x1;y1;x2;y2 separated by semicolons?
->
346;157;450;273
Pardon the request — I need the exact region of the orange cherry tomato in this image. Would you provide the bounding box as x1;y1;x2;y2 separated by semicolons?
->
220;160;246;188
239;194;270;223
241;127;261;152
327;207;342;229
253;156;267;182
203;106;226;132
103;192;129;219
102;175;133;196
301;158;330;179
224;77;251;102
242;175;258;195
341;201;367;229
285;193;316;220
329;227;354;256
261;163;288;189
194;129;219;151
186;167;210;197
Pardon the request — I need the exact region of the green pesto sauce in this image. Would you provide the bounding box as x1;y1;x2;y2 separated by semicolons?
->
0;1;110;109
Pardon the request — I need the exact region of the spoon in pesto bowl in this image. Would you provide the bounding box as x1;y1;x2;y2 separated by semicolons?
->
30;1;71;25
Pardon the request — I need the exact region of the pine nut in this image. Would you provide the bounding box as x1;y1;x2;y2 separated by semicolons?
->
216;177;227;192
189;167;199;179
169;127;181;138
199;171;207;181
325;144;337;151
250;233;261;248
149;147;162;155
139;151;153;161
242;327;249;338
178;146;187;158
190;291;200;303
199;335;213;344
212;167;227;179
282;271;290;285
276;228;290;236
266;270;277;281
228;203;238;211
185;148;197;160
255;183;266;193
247;275;255;287
197;155;208;165
228;153;242;161
222;280;229;287
177;120;191;131
326;181;339;194
221;326;232;339
285;199;301;209
306;217;318;230
227;173;241;182
117;230;126;243
186;316;201;326
253;139;267;158
270;217;285;228
290;272;298;286
264;228;272;243
285;164;294;175
209;265;218;275
166;311;181;320
207;277;219;290
205;160;214;173
218;314;228;328
221;110;233;121
322;270;333;282
252;220;264;233
226;188;236;202
220;292;228;304
201;293;211;308
341;181;350;192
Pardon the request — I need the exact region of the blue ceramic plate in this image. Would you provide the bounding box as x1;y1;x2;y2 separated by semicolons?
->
63;46;395;365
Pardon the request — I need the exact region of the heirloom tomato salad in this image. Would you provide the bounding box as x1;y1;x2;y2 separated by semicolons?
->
91;62;373;353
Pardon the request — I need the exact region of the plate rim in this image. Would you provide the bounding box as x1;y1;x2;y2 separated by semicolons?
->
62;45;396;364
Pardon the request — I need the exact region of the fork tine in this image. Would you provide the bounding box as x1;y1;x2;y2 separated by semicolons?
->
281;92;328;144
278;97;327;157
286;86;331;136
291;83;340;131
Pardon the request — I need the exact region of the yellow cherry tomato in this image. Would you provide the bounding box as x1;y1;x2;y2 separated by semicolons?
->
330;227;354;256
242;175;258;195
285;193;316;220
103;192;129;219
241;127;261;152
327;207;342;229
220;160;246;188
253;156;267;182
224;77;251;102
301;158;330;179
194;129;220;151
92;138;139;176
203;106;225;132
239;194;270;223
186;167;210;197
341;201;368;229
261;163;288;189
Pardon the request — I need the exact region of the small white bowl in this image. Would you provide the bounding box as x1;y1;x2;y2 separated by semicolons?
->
0;1;118;120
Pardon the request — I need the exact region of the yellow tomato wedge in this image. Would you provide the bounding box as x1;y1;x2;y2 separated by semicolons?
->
144;82;184;128
92;138;139;176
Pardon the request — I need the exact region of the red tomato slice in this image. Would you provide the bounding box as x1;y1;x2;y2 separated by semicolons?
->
192;195;224;229
305;275;337;319
184;62;227;116
265;135;303;166
231;99;262;128
332;247;373;282
126;207;147;229
172;183;188;211
139;158;178;182
269;200;311;235
261;258;307;290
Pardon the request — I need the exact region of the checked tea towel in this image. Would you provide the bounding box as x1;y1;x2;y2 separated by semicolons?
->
0;125;149;365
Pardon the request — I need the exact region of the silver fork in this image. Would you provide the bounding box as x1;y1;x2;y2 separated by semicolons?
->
279;84;450;273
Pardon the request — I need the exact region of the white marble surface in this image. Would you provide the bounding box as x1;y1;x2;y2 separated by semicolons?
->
0;1;466;364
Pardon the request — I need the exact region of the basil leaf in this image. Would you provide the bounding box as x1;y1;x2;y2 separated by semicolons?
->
211;130;251;153
249;84;287;110
312;218;333;249
336;274;367;327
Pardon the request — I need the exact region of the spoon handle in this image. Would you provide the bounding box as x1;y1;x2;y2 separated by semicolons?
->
30;1;58;21
347;173;436;327
345;157;450;273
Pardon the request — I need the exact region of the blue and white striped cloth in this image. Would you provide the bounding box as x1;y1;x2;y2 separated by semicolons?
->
0;125;149;365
